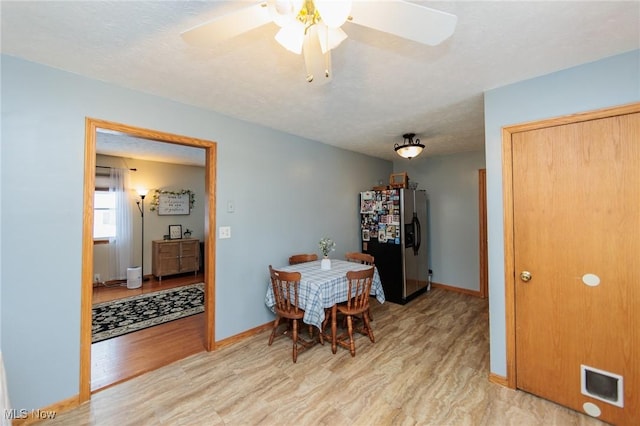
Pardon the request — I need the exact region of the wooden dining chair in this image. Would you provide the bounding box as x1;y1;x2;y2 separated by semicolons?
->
288;253;318;265
345;251;374;265
345;251;375;321
268;265;317;362
330;267;376;357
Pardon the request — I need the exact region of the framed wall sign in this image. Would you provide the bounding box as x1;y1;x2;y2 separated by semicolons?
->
169;225;182;240
158;192;190;215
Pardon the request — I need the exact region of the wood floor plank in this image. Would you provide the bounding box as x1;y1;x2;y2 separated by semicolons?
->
54;288;607;425
91;273;206;391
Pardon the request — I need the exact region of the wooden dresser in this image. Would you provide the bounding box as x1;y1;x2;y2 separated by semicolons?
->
152;238;200;281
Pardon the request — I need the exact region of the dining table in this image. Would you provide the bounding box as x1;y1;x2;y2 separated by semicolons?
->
265;258;385;352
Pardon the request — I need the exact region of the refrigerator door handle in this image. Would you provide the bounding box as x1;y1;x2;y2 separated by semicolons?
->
413;215;421;254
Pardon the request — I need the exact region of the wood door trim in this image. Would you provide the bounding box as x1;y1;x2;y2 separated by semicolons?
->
501;102;640;390
80;118;217;401
478;169;488;299
80;119;97;401
501;126;517;389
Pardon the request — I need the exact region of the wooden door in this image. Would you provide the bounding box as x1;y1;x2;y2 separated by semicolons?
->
507;105;639;425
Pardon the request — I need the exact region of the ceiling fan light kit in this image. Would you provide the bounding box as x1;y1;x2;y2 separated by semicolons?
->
316;25;348;53
269;0;304;27
314;0;352;28
271;0;351;83
181;0;457;83
274;19;306;53
303;24;331;82
395;133;424;159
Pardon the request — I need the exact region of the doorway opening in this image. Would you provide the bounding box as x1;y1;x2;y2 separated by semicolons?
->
80;118;217;401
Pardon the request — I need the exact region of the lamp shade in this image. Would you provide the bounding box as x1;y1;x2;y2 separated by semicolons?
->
317;24;348;53
268;0;304;27
275;20;305;54
314;0;352;28
395;145;424;159
137;188;149;197
394;133;425;159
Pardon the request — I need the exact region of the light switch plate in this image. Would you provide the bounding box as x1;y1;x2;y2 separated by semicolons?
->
227;200;235;213
219;226;231;239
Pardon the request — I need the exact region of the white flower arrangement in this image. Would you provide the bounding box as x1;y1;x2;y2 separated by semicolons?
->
318;237;336;257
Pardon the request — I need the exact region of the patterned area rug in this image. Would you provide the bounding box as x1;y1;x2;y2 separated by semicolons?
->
92;283;204;343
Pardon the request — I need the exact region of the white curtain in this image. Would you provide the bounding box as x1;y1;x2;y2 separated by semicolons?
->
108;168;134;281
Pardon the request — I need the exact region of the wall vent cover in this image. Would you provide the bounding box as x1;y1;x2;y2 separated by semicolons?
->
581;364;624;408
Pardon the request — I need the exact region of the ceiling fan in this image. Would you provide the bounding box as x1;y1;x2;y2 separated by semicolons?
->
181;0;457;83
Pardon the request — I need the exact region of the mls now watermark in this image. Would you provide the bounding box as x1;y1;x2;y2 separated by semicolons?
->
4;409;57;420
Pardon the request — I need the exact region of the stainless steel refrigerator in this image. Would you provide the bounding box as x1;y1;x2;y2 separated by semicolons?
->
359;188;429;304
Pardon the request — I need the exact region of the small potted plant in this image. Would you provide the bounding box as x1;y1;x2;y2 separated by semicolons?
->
318;237;336;270
183;228;193;238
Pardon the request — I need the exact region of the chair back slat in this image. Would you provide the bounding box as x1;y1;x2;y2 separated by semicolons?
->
269;266;302;315
345;267;374;312
289;253;318;265
345;252;374;265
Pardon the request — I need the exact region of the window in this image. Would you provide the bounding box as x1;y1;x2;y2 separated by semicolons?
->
94;191;116;239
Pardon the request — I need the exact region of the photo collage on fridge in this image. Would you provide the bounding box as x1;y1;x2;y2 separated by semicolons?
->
360;190;401;244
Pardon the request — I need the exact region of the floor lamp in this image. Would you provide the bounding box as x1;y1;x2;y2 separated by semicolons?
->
136;188;149;281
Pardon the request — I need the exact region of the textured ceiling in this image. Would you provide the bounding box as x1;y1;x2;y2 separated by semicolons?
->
2;1;639;165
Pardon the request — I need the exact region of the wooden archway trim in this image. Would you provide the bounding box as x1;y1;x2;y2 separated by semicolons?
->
80;118;217;401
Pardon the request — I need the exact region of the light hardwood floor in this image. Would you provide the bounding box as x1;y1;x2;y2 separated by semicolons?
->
57;287;607;425
91;273;206;391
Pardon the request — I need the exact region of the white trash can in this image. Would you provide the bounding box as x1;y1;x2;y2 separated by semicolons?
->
127;266;142;289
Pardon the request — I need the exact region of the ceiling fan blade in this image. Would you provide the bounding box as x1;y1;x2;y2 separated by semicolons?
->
181;2;272;47
348;0;457;46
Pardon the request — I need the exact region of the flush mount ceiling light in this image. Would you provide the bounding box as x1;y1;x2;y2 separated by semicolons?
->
394;133;424;159
181;0;457;84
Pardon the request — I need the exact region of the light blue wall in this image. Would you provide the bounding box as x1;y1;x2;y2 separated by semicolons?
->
484;49;640;377
398;150;486;291
4;47;637;411
0;55;391;410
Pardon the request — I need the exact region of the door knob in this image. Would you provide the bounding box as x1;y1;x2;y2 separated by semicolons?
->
520;271;532;282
